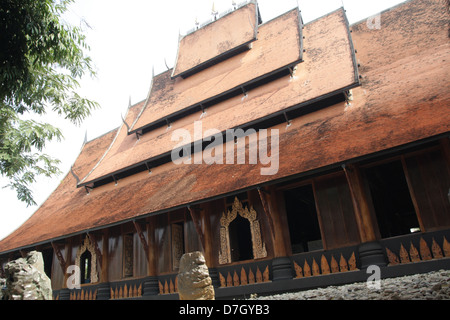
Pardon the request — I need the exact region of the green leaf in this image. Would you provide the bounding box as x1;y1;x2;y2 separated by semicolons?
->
0;0;98;206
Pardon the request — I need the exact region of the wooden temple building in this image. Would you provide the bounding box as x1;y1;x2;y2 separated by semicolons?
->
0;0;449;300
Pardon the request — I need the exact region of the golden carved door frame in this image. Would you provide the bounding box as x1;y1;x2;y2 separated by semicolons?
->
75;235;99;283
219;197;267;264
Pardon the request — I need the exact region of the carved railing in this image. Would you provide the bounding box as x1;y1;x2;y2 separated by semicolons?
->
158;274;178;295
70;288;97;300
219;265;270;287
384;235;450;265
291;245;359;278
293;252;358;278
110;283;143;299
53;286;99;300
53;278;149;300
53;287;98;300
217;260;271;288
109;278;146;299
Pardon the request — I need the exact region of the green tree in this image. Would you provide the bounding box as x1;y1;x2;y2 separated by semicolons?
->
0;0;98;206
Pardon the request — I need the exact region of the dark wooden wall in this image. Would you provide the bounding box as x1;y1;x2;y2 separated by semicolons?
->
107;226;123;281
155;208;203;275
314;173;361;250
46;139;449;291
51;245;65;290
404;147;450;231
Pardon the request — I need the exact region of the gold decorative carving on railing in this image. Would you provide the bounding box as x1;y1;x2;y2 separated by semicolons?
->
219;266;270;287
420;238;432;260
294;252;358;278
432;238;443;259
159;277;178;295
312;258;320;276
399;244;409;263
241;267;248;285
320;255;330;274
385;236;450;265
219;197;267;264
410;242;420;262
110;283;143;299
331;256;339;273
339;254;349;271
69;289;97;300
444;237;450;256
75;236;99;283
385;248;399;265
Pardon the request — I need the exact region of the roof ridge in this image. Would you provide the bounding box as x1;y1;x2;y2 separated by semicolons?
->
183;0;258;36
78;98;143;185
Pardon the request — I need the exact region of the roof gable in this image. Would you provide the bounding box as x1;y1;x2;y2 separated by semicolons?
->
171;1;260;79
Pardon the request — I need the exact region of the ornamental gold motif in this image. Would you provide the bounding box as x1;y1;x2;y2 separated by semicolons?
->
75;235;99;283
219;197;267;264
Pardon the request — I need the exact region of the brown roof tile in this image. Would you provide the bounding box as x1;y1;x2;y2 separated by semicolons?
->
0;128;118;252
171;1;259;79
81;8;357;184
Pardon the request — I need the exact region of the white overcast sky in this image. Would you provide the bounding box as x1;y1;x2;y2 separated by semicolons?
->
0;0;407;241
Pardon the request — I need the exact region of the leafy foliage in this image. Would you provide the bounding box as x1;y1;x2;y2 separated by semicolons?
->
0;0;98;206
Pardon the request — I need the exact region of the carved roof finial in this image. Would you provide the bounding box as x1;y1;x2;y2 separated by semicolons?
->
121;113;130;132
195;17;199;29
212;2;218;20
83;130;88;145
70;166;80;184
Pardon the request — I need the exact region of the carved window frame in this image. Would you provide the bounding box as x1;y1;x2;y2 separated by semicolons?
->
75;236;98;283
123;233;134;278
171;222;185;270
219;197;267;264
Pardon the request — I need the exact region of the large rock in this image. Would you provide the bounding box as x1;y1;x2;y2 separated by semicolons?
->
177;251;215;300
0;277;6;300
2;251;52;300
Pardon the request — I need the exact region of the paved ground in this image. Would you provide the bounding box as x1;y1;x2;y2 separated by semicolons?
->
249;269;450;300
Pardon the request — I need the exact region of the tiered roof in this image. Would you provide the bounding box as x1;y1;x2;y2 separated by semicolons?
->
0;0;448;253
79;5;307;186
